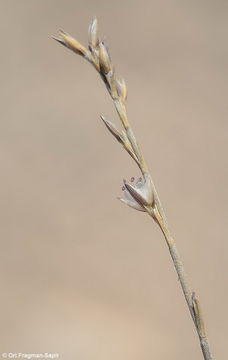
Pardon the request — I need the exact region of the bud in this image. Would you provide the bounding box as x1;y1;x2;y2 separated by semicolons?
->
52;30;88;57
88;17;99;49
116;77;128;102
100;116;123;144
99;41;112;74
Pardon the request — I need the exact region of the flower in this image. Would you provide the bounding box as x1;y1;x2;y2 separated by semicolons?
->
118;173;154;211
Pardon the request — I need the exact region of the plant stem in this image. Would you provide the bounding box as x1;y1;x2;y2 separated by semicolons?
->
151;206;213;360
53;20;214;359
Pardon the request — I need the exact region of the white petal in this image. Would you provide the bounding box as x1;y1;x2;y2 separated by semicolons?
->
118;197;145;211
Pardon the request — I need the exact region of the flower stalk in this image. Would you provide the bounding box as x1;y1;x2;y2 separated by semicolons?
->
53;18;214;360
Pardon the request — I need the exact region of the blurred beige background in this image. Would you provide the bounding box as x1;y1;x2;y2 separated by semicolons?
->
0;1;227;359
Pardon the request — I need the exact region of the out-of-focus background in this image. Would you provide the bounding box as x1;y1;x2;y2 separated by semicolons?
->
1;1;227;359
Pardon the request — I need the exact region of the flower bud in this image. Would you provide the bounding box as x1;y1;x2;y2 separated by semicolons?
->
100;116;123;144
88;17;99;49
53;30;88;57
99;41;112;74
116;77;128;102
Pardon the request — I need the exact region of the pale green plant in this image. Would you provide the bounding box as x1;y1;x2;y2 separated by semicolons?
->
53;18;214;360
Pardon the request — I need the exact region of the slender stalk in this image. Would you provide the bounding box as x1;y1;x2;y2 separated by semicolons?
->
53;18;214;360
151;206;213;360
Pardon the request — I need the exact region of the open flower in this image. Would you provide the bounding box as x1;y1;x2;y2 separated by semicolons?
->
118;173;154;211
